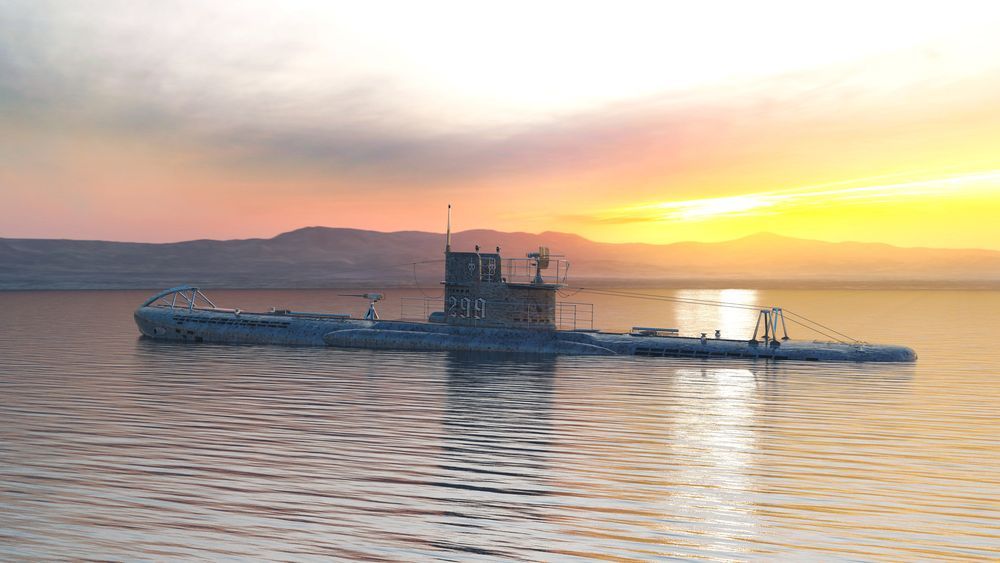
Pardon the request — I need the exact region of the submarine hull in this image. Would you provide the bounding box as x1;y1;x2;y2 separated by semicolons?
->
134;305;916;362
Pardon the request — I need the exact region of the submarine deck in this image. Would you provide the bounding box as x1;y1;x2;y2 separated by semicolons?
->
134;304;917;362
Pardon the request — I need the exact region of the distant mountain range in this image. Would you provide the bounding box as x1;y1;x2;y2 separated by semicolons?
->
2;227;999;289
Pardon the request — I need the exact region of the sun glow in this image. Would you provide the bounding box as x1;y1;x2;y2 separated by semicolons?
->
602;170;1000;224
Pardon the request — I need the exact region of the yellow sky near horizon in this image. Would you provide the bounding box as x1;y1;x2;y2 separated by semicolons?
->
1;1;999;249
568;169;1000;248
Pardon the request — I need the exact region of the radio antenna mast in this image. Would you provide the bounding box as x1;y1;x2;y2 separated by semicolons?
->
445;204;452;254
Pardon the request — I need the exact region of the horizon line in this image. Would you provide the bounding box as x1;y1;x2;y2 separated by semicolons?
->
1;226;997;253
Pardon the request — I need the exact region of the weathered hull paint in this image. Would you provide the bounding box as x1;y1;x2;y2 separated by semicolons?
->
134;305;917;362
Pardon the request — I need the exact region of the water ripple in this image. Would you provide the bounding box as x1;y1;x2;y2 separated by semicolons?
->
1;289;998;560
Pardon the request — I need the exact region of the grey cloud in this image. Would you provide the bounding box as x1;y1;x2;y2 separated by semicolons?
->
2;0;927;189
0;0;726;186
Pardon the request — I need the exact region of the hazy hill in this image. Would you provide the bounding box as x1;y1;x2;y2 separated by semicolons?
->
1;227;999;289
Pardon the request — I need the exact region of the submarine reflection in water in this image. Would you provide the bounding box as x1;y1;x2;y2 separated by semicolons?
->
426;352;560;554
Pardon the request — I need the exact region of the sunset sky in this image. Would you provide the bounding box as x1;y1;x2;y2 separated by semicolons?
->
2;1;999;248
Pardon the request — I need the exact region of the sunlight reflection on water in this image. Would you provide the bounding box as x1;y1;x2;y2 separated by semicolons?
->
674;289;761;339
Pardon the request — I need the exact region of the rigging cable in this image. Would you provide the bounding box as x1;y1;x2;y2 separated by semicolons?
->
567;286;861;344
330;264;862;344
571;287;765;310
782;310;860;344
317;258;444;290
412;261;443;299
780;316;852;344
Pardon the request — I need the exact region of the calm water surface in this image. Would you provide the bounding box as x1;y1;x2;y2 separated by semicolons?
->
0;289;998;561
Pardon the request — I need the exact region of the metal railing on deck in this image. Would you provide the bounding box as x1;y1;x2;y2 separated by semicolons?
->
401;297;442;322
556;302;594;331
400;296;593;330
502;258;570;285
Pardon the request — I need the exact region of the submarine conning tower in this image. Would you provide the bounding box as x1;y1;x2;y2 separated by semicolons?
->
442;206;568;330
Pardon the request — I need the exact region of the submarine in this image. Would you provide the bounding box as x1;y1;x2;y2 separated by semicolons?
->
134;208;917;362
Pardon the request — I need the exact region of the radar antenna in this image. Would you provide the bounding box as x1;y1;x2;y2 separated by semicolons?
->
526;246;551;284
